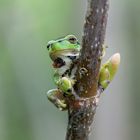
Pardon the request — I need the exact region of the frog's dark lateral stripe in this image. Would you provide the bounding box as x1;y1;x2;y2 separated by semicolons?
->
62;63;75;77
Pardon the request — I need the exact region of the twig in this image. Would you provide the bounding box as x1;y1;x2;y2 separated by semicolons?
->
65;0;109;139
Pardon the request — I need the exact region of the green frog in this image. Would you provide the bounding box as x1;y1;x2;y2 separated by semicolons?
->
47;35;81;110
46;35;120;111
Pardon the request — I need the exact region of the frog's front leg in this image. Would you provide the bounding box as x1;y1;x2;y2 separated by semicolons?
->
53;72;75;96
47;89;68;111
57;77;80;99
57;77;73;96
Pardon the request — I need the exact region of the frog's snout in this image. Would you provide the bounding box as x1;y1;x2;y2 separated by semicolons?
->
47;43;57;51
47;40;55;50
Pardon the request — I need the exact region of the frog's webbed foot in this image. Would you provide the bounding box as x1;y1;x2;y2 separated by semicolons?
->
57;77;73;95
58;77;80;100
47;89;68;111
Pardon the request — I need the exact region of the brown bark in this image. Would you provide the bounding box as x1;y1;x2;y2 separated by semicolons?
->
65;0;109;139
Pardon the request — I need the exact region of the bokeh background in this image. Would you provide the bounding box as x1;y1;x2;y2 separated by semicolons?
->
0;0;140;140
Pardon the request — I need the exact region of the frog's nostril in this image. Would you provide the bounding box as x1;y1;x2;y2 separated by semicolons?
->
47;44;51;50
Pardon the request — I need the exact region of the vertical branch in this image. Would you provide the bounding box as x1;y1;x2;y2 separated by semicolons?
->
66;0;109;140
75;0;109;97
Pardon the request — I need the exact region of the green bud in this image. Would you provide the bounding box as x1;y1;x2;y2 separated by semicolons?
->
99;53;120;89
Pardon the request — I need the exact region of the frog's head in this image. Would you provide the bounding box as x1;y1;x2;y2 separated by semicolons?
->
47;35;81;68
47;35;80;55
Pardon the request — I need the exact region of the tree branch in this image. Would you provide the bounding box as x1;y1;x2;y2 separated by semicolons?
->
65;0;109;139
76;0;109;97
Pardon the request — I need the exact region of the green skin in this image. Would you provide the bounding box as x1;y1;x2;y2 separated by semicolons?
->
46;35;118;111
47;35;81;110
99;54;120;89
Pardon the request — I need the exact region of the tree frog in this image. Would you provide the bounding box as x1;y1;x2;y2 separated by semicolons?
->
46;35;120;111
46;35;81;110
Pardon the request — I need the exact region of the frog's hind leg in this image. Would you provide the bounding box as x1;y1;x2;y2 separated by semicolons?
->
47;89;68;111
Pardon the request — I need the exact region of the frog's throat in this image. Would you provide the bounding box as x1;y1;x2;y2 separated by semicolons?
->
50;49;80;61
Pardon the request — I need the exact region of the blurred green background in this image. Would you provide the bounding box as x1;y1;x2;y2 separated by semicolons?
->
0;0;140;140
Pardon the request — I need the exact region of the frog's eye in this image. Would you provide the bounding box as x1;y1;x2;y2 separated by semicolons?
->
68;36;77;44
